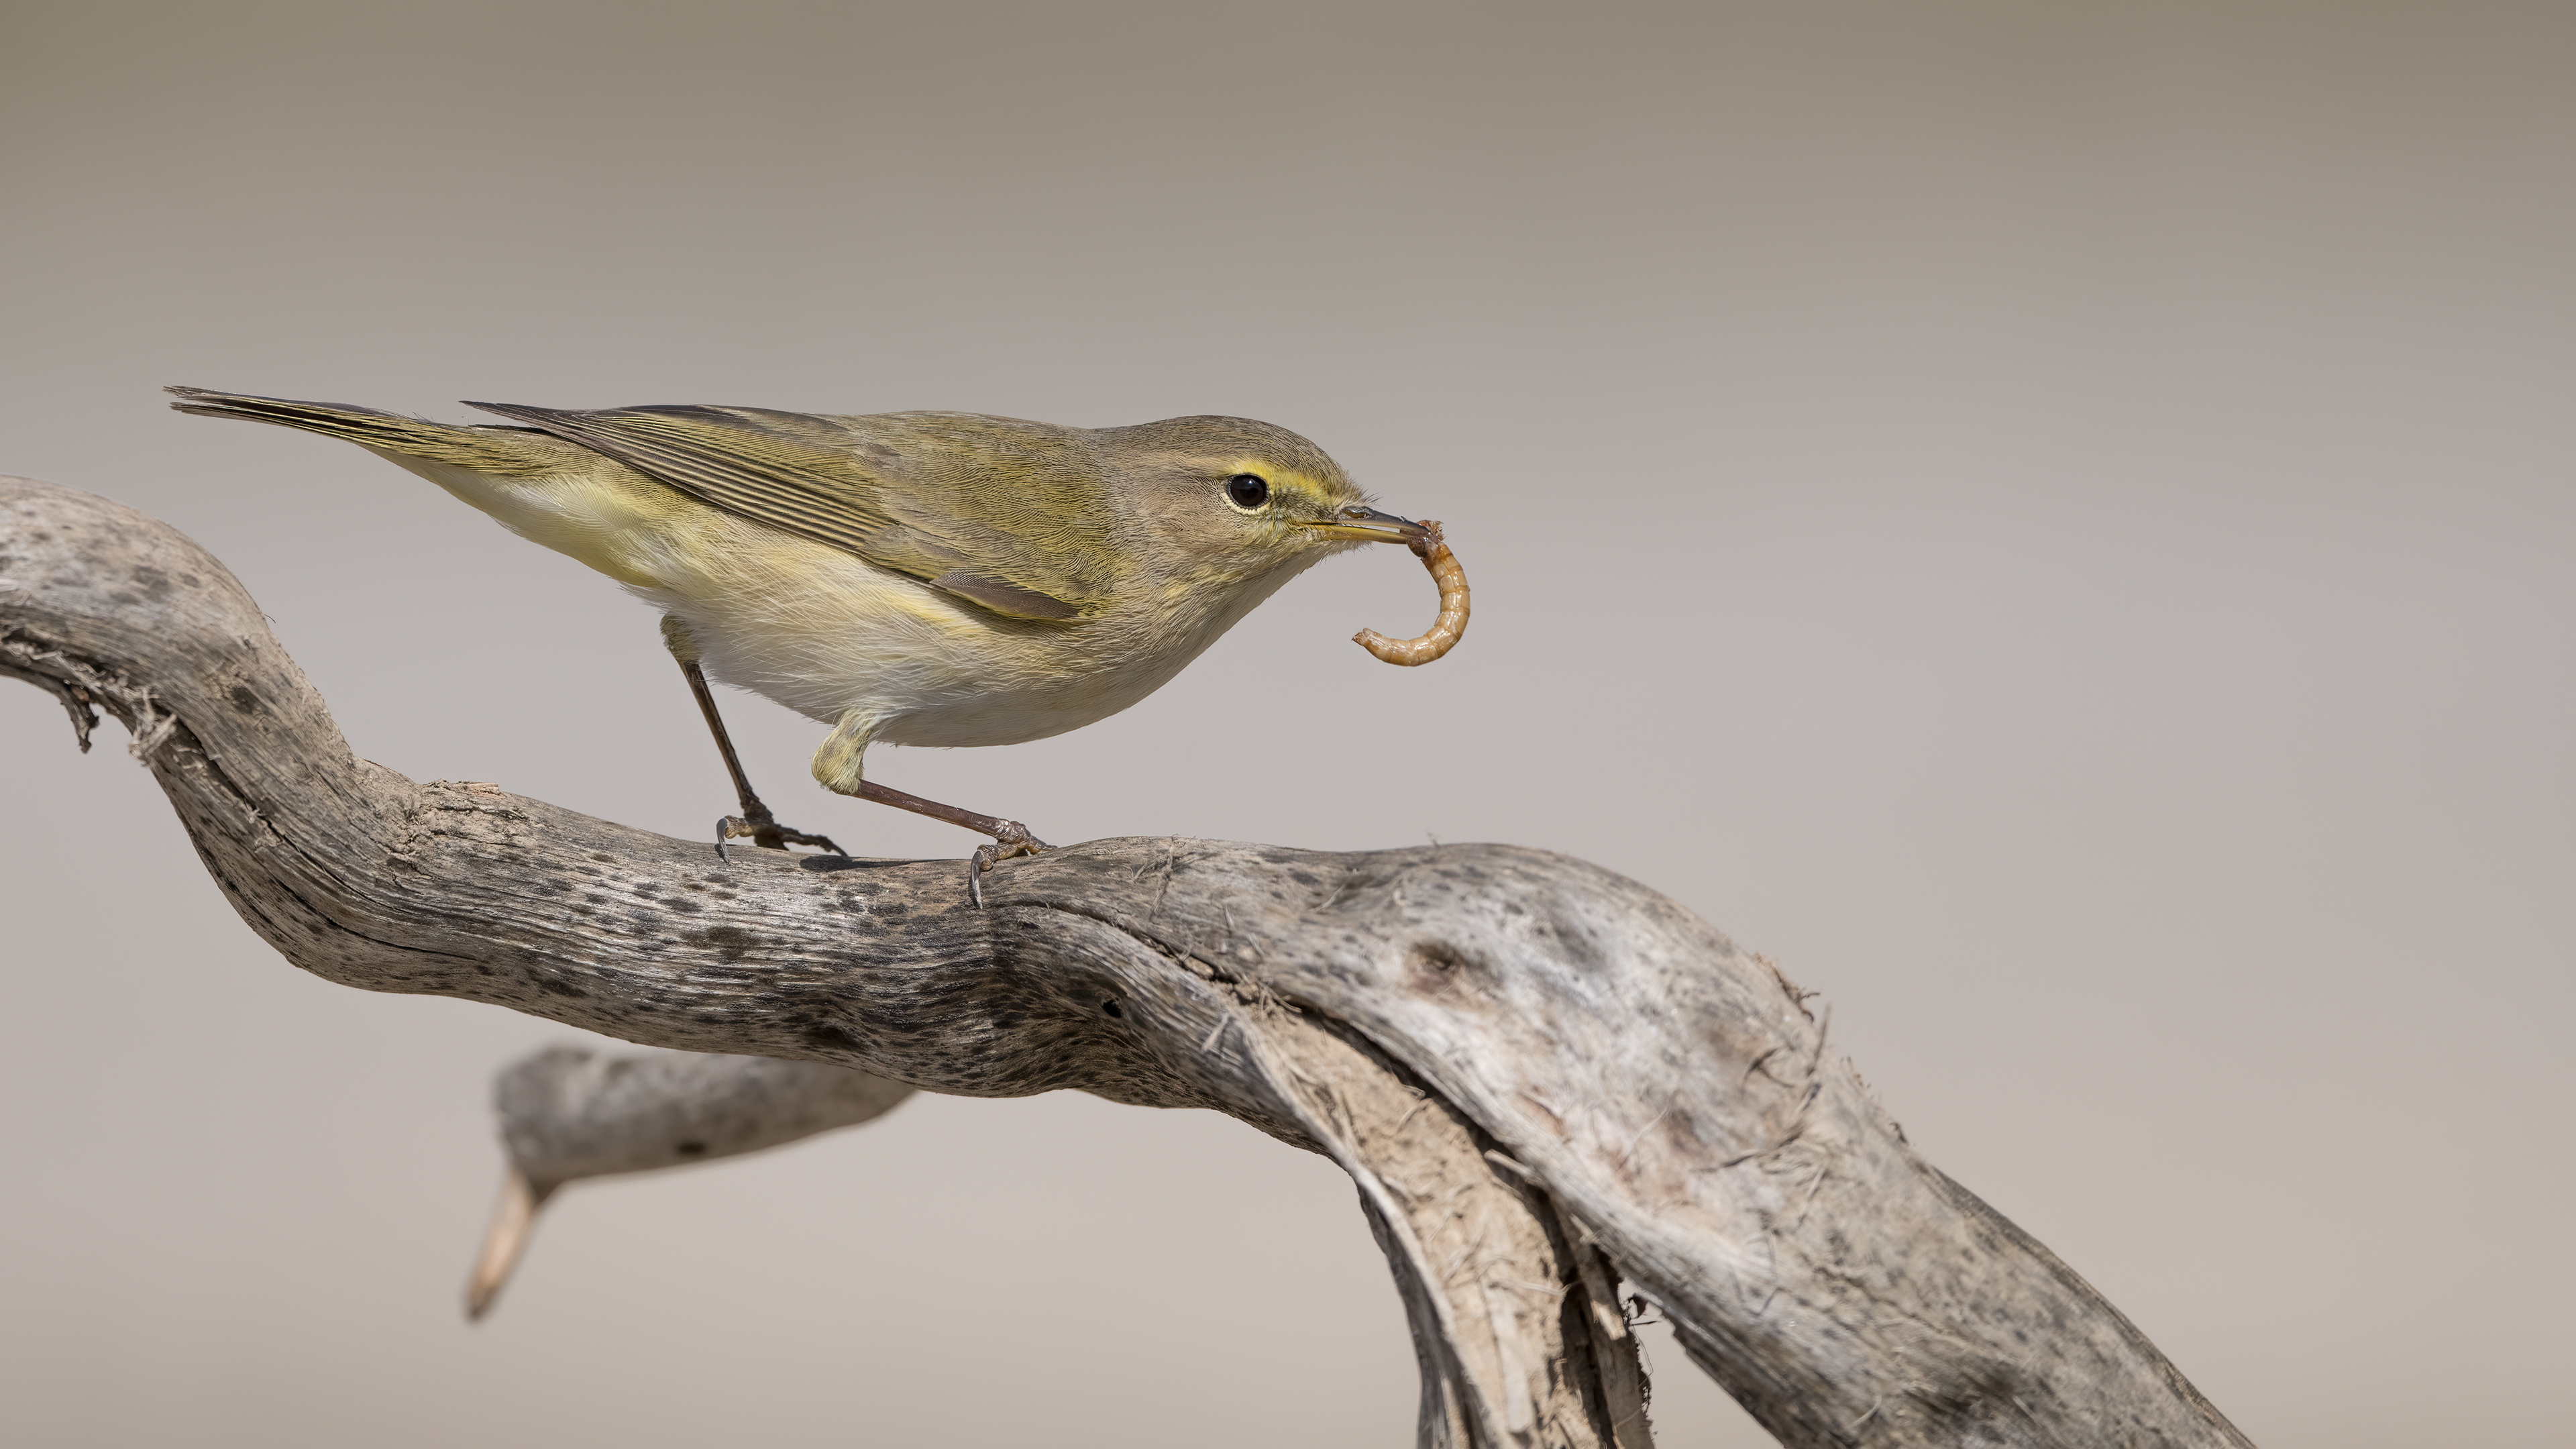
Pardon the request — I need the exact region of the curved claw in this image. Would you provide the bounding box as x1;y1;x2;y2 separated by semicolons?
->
967;827;1050;909
716;814;846;865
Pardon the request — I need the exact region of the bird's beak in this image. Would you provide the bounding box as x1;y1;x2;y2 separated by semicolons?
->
1299;505;1432;546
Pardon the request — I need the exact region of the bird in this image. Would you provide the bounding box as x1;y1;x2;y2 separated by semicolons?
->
167;386;1432;902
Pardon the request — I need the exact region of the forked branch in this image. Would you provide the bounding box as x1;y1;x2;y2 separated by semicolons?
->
0;475;2250;1449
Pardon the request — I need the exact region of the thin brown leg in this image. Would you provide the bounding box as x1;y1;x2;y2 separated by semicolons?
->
849;779;1049;908
680;617;1045;900
669;652;845;860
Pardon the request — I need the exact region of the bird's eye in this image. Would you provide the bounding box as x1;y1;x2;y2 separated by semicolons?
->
1226;473;1271;510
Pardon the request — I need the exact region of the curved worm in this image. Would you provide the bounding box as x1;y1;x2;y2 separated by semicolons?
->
1354;521;1469;665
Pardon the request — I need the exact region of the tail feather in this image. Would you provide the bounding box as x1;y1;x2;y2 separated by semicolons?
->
166;386;570;477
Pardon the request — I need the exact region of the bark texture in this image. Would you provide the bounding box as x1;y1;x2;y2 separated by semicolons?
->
1;474;2252;1449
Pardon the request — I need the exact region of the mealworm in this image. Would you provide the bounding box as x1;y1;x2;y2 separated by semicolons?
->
1354;521;1469;665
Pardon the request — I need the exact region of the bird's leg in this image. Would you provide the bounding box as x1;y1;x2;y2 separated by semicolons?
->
810;709;1046;908
850;780;1049;909
661;616;844;861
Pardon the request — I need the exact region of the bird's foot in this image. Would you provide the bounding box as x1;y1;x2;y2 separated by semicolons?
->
967;822;1050;909
715;812;847;863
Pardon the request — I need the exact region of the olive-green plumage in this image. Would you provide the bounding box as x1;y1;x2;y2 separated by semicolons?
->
168;386;1425;867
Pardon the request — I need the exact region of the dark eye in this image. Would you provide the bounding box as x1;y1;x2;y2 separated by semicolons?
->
1226;473;1270;509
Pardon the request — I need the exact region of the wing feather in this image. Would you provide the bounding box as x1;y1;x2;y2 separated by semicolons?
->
465;401;1111;620
465;402;896;555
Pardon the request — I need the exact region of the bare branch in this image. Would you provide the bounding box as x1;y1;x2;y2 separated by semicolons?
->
466;1045;917;1316
1;474;2252;1448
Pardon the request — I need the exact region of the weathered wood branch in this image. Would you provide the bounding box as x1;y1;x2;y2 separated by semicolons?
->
464;1045;918;1318
1;474;2251;1449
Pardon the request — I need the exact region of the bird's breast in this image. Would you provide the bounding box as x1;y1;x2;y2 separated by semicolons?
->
647;520;1315;750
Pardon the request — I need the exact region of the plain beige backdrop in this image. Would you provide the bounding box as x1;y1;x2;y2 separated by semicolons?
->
3;3;2569;1445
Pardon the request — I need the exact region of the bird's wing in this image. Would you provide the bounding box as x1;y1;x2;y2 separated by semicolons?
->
463;402;1110;620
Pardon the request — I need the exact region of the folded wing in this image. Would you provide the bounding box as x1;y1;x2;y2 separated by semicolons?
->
464;402;1114;622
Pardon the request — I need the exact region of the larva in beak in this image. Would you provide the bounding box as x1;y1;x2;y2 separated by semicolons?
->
1354;521;1468;665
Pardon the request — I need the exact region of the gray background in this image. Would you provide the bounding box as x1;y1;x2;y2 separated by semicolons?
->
3;3;2568;1445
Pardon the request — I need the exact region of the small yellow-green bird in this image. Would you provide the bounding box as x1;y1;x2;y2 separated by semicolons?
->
167;387;1433;901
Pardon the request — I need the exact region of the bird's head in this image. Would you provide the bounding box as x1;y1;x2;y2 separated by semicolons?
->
1100;417;1428;604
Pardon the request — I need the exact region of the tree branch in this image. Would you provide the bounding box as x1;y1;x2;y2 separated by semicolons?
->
1;474;2251;1448
464;1045;917;1318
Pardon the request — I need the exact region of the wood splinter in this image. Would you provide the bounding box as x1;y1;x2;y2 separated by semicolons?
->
1355;521;1469;665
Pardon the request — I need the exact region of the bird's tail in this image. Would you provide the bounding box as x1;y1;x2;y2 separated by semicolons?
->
166;386;563;477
